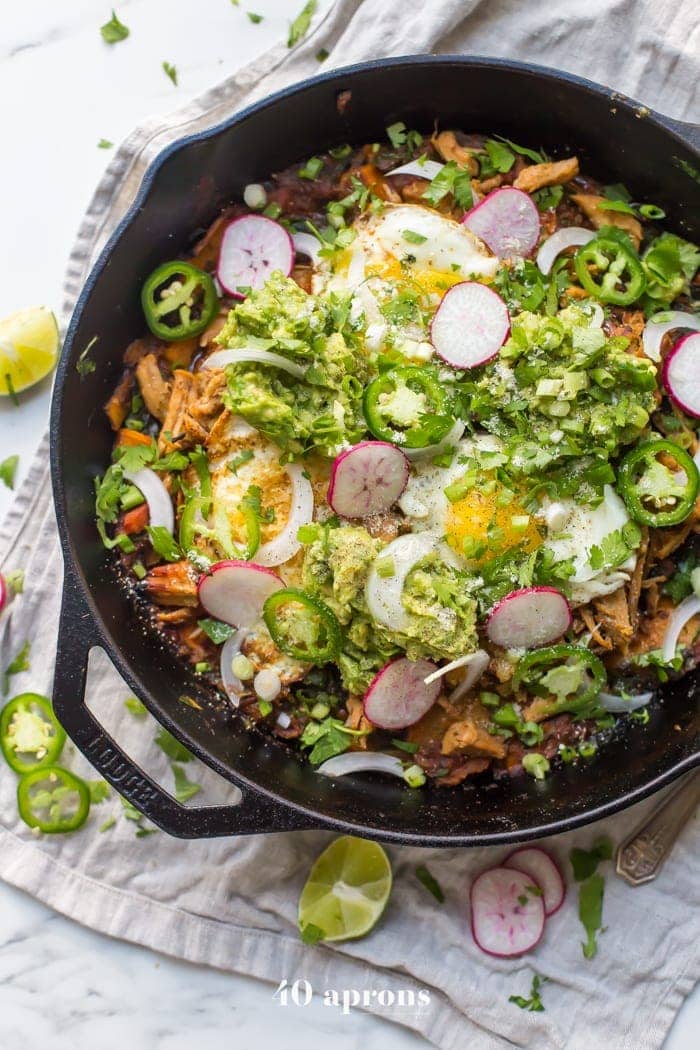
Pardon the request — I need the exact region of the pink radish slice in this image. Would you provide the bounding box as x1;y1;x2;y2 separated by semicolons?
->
328;441;409;518
471;866;545;957
661;333;700;417
462;187;540;259
504;848;566;917
363;657;441;730
486;586;571;649
0;573;6;616
217;215;294;298
198;560;283;627
430;282;510;369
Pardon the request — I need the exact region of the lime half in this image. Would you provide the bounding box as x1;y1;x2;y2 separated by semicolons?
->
298;835;392;942
0;307;59;396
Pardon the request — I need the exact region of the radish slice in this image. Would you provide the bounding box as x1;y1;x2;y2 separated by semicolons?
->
486;586;572;649
386;159;445;180
366;533;449;632
217;215;294;298
504;848;566;917
430;282;510;369
198;560;283;627
470;867;545;957
292;232;323;264
220;628;249;707
0;573;7;617
598;690;653;713
200;346;307;380
328;441;409;519
643;311;700;363
316;751;405;778
122;467;173;534
662;593;700;662
256;463;314;566
402;418;466;461
661;333;700;416
363;657;441;730
463;187;540;259
536;227;595;275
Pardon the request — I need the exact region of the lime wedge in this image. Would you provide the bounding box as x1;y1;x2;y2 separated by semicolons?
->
0;307;59;396
298;835;392;942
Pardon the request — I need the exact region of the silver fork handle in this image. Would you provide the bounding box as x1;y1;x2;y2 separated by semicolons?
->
616;770;700;886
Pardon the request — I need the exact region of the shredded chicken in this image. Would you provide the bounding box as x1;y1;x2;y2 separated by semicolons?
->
158;369;209;451
144;561;199;607
441;720;506;759
135;353;172;422
570;193;643;248
592;586;634;650
513;157;579;193
345;696;371;749
627;527;650;629
431;131;479;174
358;163;402;202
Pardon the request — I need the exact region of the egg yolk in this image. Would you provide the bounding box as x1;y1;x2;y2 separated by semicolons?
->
366;258;464;297
445;485;542;563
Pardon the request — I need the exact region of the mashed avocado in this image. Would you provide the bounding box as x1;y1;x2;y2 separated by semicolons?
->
302;525;478;692
462;304;657;473
218;272;367;456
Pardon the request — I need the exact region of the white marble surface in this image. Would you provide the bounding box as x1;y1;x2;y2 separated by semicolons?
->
0;3;696;1048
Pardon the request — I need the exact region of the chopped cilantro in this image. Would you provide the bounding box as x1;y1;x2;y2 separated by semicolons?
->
422;160;473;210
0;454;19;490
570;837;613;881
247;11;264;23
124;696;147;718
288;0;317;46
3;640;30;696
197;617;235;645
415;865;444;903
299;716;366;766
588;522;641;572
171;762;201;803
162;61;178;86
147;526;182;562
155;727;194;763
402;229;427;245
100;10;130;44
509;973;547;1012
87;780;111;804
97;138;113;150
316;48;329;62
392;738;418;754
579;873;605;959
76;336;98;377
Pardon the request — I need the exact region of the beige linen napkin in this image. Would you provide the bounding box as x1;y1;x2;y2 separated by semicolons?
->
1;2;698;1048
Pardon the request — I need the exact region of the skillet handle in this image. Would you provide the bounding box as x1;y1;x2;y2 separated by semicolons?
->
652;112;700;154
52;567;316;838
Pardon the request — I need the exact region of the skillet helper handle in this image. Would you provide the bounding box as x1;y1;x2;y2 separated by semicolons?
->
53;568;315;838
651;113;700;154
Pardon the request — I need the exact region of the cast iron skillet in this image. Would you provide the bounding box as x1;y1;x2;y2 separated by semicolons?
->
50;56;700;844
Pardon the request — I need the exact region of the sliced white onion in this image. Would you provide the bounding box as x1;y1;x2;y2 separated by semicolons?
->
642;311;700;363
402;418;466;461
292;232;323;264
385;159;445;180
366;533;447;633
662;594;700;663
598;690;653;713
255;463;314;567
276;710;292;729
220;629;249;707
200;347;307;380
424;650;485;685
316;751;405;779
581;301;604;328
448;650;491;703
536;227;595;275
122;468;174;533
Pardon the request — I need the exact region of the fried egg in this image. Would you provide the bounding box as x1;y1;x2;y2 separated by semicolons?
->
539;485;638;604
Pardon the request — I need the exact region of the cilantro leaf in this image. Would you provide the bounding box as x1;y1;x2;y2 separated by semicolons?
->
415;865;445;903
579;873;605;958
171;762;201;803
422;160;473;210
162;61;178;86
588;523;641;572
663;551;700;604
288;0;316;47
483;139;515;175
87;780;111;804
570;837;613;881
494;136;546;164
124;696;147;718
509;973;547;1012
147;526;182;562
0;454;19;490
76;336;98;377
300;716;364;766
197;617;235;645
228;449;254;475
3;640;30;696
98;139;113;150
100;10;130;44
247;11;264;24
386;121;408;148
155;727;194;763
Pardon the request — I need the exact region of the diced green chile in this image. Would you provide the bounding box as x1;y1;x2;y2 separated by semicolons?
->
363;366;454;448
0;693;66;773
617;439;699;527
17;766;91;833
141;261;218;341
574;236;646;306
513;644;606;715
263;588;341;663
